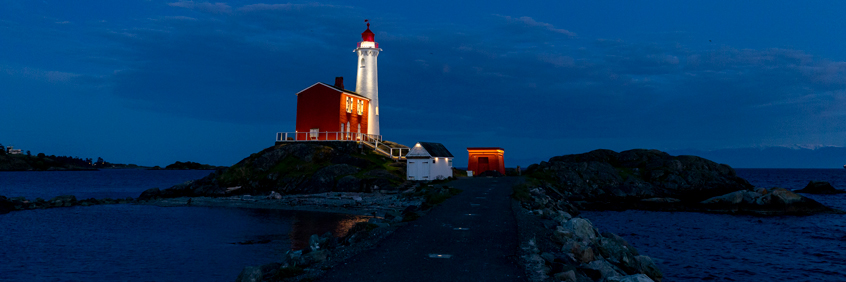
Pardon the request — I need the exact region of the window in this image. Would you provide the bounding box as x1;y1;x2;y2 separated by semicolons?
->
360;58;365;68
345;97;352;113
346;122;351;139
448;159;453;167
357;100;364;115
375;106;379;115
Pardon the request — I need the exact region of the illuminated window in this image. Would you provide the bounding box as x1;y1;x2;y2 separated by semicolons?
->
360;58;365;67
375;106;379;115
357;100;364;115
345;97;352;113
346;122;351;139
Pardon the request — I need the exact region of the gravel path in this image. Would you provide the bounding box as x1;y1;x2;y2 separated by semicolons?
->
318;177;527;282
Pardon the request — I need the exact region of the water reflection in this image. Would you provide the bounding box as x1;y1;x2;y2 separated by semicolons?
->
287;211;370;250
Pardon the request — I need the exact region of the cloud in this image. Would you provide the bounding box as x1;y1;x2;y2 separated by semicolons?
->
167;1;232;14
84;8;846;151
496;15;577;37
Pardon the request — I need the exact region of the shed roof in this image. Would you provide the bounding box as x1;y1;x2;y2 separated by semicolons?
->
467;147;505;151
295;82;370;100
419;142;454;158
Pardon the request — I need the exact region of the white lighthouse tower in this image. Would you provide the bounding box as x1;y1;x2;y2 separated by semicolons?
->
355;20;381;136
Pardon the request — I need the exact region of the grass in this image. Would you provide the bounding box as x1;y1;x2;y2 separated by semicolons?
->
512;183;532;202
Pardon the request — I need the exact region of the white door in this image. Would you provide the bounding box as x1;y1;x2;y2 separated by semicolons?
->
407;160;416;180
420;161;430;179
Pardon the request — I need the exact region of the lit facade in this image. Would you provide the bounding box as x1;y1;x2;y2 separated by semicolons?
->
467;147;505;175
294;80;370;140
354;21;381;136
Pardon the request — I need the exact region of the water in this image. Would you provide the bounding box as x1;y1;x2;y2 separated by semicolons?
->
0;170;368;281
583;169;846;282
0;169;215;200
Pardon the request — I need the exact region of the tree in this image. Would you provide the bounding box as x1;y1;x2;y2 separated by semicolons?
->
0;143;5;156
26;150;31;156
37;153;45;158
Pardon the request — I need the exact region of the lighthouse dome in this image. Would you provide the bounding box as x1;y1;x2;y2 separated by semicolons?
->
361;22;375;42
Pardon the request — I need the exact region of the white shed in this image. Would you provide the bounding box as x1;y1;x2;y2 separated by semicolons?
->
406;142;454;181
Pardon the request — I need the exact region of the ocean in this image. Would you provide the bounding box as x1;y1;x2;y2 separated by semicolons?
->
0;170;368;281
583;169;846;282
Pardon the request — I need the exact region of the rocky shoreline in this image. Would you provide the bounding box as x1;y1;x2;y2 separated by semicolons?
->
0;195;135;214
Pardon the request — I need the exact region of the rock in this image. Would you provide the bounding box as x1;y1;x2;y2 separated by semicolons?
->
280;250;303;268
700;190;744;205
235;266;263;282
553;225;574;244
579;260;623;281
299;249;328;266
268;191;282;199
138;188;161;200
553;270;578;282
796;181;846;194
598;232;638;267
566;242;595;263
336;175;364;192
48;195;76;207
300;164;361;193
527;149;753;203
565;218;597;243
608;274;656;282
769;188;802;205
634;255;663;282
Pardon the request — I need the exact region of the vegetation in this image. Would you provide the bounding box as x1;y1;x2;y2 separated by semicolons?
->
162;161;223;170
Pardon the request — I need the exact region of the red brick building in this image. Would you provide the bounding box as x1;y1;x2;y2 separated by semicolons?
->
467;147;505;175
292;77;370;141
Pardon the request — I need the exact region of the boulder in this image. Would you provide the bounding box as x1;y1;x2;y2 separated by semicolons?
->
138;188;161;200
608;274;656;282
769;188;802;205
299;249;329;266
700;191;744;205
579;260;623;281
565;218;597;243
235;266;263;282
268;191;282;199
553;270;578;282
634;255;662;282
795;181;846;194
597;232;638;267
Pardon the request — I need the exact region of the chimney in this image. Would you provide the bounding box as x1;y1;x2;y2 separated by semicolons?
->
334;77;344;89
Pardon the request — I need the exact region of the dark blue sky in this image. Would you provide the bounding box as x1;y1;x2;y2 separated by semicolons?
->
1;0;845;167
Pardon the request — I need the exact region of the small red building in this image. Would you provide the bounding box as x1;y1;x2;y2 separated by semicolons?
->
467;147;505;175
293;77;370;141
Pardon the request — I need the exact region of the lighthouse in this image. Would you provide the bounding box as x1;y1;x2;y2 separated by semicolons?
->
355;20;381;136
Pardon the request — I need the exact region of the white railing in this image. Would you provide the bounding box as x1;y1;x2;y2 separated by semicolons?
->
390;147;410;159
276;132;382;143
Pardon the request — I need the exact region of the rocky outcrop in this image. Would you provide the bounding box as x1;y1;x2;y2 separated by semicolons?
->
518;186;662;282
154;142;408;199
526;149;753;203
795;181;846;194
525;149;839;215
698;187;836;215
161;161;225;170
